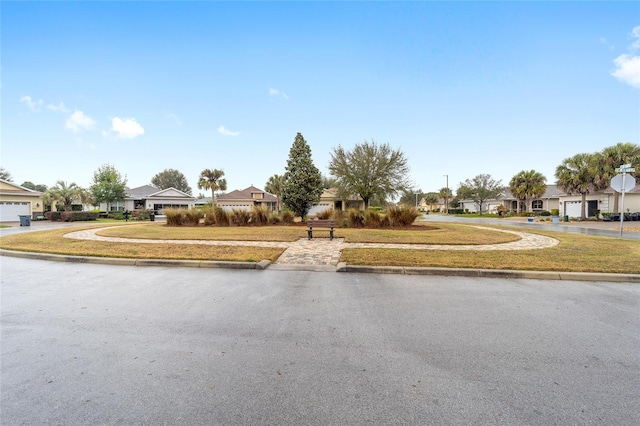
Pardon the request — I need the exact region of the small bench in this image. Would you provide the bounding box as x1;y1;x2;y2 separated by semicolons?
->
307;219;335;240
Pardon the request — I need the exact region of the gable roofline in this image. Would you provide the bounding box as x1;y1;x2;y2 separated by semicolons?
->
0;179;44;196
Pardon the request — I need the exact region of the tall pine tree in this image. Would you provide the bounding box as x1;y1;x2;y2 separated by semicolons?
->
281;133;323;221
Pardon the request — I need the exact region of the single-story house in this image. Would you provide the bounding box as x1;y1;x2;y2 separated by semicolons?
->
99;185;195;214
457;182;640;218
308;188;366;217
0;179;45;221
217;186;277;212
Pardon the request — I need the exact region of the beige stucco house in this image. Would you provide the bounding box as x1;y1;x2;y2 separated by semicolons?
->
0;179;45;221
217;186;278;212
308;188;366;217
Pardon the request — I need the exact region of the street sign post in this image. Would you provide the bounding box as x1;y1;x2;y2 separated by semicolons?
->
611;164;636;238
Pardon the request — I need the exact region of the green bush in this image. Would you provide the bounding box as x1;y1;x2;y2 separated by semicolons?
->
132;209;152;221
551;208;560;216
448;209;464;214
538;210;551;216
107;211;125;220
518;211;531;217
386;205;420;226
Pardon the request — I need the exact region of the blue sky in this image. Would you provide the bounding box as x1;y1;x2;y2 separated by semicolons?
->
2;1;639;197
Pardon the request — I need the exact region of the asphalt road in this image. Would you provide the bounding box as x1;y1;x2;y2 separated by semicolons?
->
1;258;639;425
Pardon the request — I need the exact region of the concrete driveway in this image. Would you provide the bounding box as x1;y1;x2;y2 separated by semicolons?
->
2;257;638;425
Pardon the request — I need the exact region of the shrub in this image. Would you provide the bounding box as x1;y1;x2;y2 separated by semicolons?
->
538;210;551;216
107;211;125;220
518;211;531;217
214;207;230;226
184;208;203;226
231;208;251;226
281;210;295;224
364;209;383;228
251;206;270;225
59;211;99;222
551;208;560;216
133;209;152;221
164;208;184;226
386;205;420;227
315;208;335;220
448;209;464;214
347;208;364;227
45;211;63;221
268;211;281;224
203;207;216;225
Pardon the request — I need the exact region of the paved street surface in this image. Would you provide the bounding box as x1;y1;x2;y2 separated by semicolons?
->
2;258;639;425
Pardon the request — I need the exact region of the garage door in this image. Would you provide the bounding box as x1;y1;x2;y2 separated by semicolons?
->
565;201;581;218
0;202;29;222
308;203;332;217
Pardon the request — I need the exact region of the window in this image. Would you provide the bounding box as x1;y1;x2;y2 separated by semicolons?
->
532;200;543;210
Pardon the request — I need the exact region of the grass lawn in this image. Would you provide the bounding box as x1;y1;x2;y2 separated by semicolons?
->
96;222;519;245
341;229;640;274
0;222;638;273
0;225;284;262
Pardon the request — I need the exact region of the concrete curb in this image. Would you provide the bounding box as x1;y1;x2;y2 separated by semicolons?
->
1;249;638;283
0;249;267;270
339;264;640;283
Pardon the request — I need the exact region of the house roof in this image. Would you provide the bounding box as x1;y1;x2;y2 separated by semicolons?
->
0;179;43;197
502;184;563;199
126;185;195;200
217;186;277;202
127;185;158;198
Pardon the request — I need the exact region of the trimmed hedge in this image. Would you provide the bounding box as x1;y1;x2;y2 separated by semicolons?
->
46;211;99;222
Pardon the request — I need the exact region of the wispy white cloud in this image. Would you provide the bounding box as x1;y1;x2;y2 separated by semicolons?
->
65;110;96;132
47;102;70;113
20;95;43;111
217;125;240;137
269;87;289;100
611;26;640;89
111;117;145;139
166;112;183;126
632;25;640;49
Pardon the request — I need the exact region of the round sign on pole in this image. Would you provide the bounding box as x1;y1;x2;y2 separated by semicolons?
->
611;174;636;192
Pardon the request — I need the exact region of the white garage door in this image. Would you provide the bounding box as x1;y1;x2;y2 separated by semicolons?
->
565;201;581;218
308;203;332;217
0;202;29;222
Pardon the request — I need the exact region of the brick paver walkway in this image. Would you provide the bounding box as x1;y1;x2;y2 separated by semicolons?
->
64;226;559;266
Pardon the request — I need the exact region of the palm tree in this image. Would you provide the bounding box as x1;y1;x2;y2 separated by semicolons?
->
47;181;82;211
508;170;547;213
439;187;452;214
598;142;640;212
197;169;227;207
264;174;285;213
555;153;600;220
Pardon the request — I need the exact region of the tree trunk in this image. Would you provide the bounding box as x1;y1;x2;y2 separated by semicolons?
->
211;189;216;207
581;193;587;220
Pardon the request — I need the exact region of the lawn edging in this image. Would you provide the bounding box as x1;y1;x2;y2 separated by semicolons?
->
337;263;640;283
0;249;272;270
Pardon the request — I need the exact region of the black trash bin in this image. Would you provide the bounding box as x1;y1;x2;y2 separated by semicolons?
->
563;215;569;222
19;215;31;226
150;213;155;222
